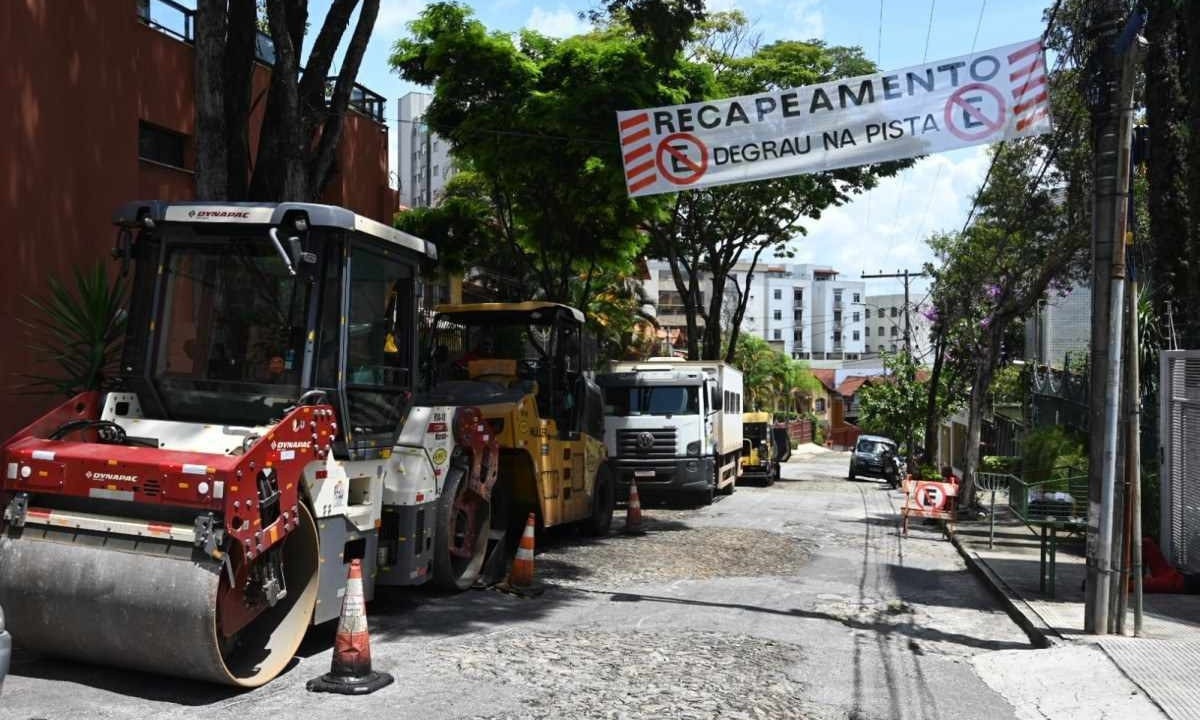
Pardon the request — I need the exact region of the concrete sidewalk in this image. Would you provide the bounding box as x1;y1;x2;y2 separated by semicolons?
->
952;514;1200;719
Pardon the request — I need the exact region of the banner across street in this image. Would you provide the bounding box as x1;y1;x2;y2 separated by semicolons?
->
617;38;1052;198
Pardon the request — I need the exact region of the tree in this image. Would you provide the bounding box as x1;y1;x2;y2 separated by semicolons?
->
391;3;708;309
730;334;818;413
925;139;1090;508
856;352;926;455
647;25;911;362
193;0;379;201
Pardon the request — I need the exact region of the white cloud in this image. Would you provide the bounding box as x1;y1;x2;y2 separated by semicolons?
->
525;6;593;38
375;0;424;33
789;0;825;40
787;145;991;295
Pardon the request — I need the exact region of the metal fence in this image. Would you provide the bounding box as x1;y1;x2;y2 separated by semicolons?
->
1160;351;1200;573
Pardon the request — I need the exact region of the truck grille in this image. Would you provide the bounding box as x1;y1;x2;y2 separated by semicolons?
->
617;428;677;458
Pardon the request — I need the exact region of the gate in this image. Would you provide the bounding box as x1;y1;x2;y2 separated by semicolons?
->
1159;351;1200;573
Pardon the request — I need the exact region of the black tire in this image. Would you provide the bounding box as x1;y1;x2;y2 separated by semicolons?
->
584;467;615;537
848;463;857;481
721;477;736;495
768;464;779;486
432;461;492;591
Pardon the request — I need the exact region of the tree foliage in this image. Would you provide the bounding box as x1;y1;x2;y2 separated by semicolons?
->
390;3;708;308
194;0;379;201
730;334;817;413
856;352;926;452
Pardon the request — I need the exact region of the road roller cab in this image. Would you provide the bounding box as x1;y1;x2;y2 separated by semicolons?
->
740;412;779;485
0;201;500;686
423;303;614;536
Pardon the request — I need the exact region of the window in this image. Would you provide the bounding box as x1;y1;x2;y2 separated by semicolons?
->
865;308;871;319
878;325;885;336
852;312;860;322
834;289;843;302
853;293;861;303
865;344;871;352
853;330;860;341
833;310;842;322
793;289;803;301
773;309;782;320
432;165;439;177
138;121;187;169
891;326;899;337
890;344;897;352
794;309;802;321
833;331;842;342
773;289;782;300
891;307;899;317
865;327;870;337
816;398;826;412
773;329;781;340
793;329;802;341
604;386;699;416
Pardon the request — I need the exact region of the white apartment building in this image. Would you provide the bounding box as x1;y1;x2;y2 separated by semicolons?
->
397;92;456;208
862;292;936;361
643;260;867;360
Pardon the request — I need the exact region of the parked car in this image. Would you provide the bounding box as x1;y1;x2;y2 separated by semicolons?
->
0;602;9;695
848;435;902;485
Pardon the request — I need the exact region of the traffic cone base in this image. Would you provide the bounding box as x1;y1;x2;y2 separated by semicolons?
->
308;559;394;695
625;478;644;535
510;512;537;588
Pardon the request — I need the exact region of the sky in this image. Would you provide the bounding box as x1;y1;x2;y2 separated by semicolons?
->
314;0;1055;297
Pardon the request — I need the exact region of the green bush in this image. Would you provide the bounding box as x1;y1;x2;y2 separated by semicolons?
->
981;455;1021;474
1021;426;1087;490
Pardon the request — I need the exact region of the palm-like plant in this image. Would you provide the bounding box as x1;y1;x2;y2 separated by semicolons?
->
20;263;127;395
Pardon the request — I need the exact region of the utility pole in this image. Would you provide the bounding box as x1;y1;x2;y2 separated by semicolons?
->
1084;3;1144;635
862;269;927;464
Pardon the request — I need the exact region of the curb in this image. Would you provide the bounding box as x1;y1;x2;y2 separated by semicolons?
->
949;529;1060;650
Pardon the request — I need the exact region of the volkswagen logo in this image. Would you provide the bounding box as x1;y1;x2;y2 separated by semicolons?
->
636;431;655;449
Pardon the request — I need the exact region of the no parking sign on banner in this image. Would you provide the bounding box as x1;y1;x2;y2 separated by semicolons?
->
617;38;1052;198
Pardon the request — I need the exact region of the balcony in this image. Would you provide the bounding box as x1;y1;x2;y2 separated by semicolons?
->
138;0;386;123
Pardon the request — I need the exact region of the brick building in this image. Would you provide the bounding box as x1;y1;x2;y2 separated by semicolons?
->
1;1;397;435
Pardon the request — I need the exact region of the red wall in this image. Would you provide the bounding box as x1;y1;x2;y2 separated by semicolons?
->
0;1;396;436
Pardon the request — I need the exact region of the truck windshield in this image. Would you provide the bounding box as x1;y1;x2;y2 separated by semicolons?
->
603;386;699;416
744;423;768;440
153;234;311;424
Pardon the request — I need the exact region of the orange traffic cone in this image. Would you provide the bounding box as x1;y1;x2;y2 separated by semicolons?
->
510;512;537;587
307;559;394;695
625;477;644;534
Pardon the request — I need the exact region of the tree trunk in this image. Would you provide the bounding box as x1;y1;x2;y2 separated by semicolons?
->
194;0;228;199
250;0;307;201
961;330;1000;510
224;0;257;199
1181;3;1200;346
307;0;379;197
923;331;945;464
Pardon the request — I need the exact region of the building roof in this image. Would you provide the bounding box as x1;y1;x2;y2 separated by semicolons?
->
811;369;838;393
837;377;869;397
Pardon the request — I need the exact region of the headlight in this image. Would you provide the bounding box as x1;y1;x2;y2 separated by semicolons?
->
686;440;701;456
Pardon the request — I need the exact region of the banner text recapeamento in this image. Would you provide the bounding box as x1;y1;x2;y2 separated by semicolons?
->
617;38;1052;198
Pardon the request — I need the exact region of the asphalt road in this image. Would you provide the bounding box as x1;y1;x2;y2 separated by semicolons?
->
0;449;1137;719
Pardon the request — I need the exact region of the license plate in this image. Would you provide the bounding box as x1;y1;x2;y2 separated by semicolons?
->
634;470;655;478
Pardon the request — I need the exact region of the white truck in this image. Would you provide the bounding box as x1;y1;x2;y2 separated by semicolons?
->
597;359;743;505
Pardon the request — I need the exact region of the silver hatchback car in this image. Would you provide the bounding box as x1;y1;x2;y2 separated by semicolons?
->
0;603;9;694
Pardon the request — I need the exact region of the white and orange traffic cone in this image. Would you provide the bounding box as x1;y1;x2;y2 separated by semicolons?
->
625;477;644;534
307;559;394;695
510;512;536;588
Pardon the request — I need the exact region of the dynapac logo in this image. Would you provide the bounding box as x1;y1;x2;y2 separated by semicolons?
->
188;209;252;219
86;471;138;483
272;440;311;451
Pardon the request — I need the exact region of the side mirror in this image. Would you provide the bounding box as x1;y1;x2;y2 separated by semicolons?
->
287;236;317;270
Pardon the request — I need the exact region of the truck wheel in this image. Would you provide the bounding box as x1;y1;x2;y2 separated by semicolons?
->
768;465;779;486
697;482;715;506
584;467;615;537
432;461;491;591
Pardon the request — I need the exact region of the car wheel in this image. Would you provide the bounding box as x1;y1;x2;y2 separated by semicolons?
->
848;463;856;481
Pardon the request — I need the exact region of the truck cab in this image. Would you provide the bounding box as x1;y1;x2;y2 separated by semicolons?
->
597;360;743;505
